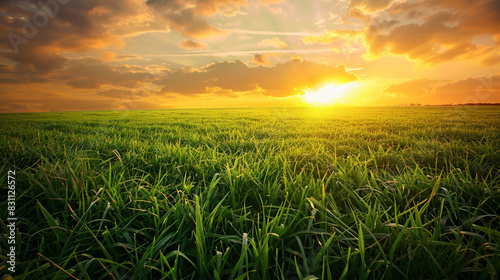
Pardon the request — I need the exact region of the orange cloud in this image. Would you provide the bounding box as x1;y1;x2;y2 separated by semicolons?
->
252;54;272;66
157;58;358;97
290;55;303;62
100;51;117;62
256;0;284;7
0;90;166;113
178;39;207;49
96;89;148;100
62;58;150;89
436;75;500;98
383;75;500;103
145;0;247;38
302;30;360;45
348;0;395;12
0;0;151;73
0;0;244;77
363;0;500;65
258;37;288;48
116;54;143;60
481;54;500;66
383;78;440;96
347;8;370;21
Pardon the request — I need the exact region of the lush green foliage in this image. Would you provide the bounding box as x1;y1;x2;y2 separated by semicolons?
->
1;107;499;279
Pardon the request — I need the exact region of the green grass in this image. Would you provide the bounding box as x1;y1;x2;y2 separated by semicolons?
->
1;106;499;279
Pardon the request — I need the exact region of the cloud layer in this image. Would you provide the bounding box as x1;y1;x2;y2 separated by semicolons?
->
158;58;358;97
0;0;152;72
0;0;499;112
145;0;247;38
360;0;500;65
384;75;500;103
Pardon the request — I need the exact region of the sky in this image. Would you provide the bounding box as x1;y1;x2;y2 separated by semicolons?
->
0;0;499;112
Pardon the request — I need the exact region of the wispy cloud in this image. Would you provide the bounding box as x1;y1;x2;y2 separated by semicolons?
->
226;28;322;37
142;48;360;57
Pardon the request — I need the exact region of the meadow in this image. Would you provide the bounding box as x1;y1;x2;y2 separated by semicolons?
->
1;106;499;280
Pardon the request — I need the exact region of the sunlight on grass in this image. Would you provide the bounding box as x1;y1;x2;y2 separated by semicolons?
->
0;107;499;279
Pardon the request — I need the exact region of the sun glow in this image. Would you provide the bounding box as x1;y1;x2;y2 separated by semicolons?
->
302;82;357;105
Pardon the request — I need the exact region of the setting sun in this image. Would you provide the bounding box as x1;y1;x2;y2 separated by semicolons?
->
302;82;358;105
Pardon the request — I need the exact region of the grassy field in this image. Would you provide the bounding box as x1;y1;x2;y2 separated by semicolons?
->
1;106;499;279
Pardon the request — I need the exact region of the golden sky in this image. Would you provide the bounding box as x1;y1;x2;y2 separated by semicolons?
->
1;0;499;112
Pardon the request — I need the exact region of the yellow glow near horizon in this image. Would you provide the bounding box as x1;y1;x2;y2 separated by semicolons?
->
302;82;357;105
